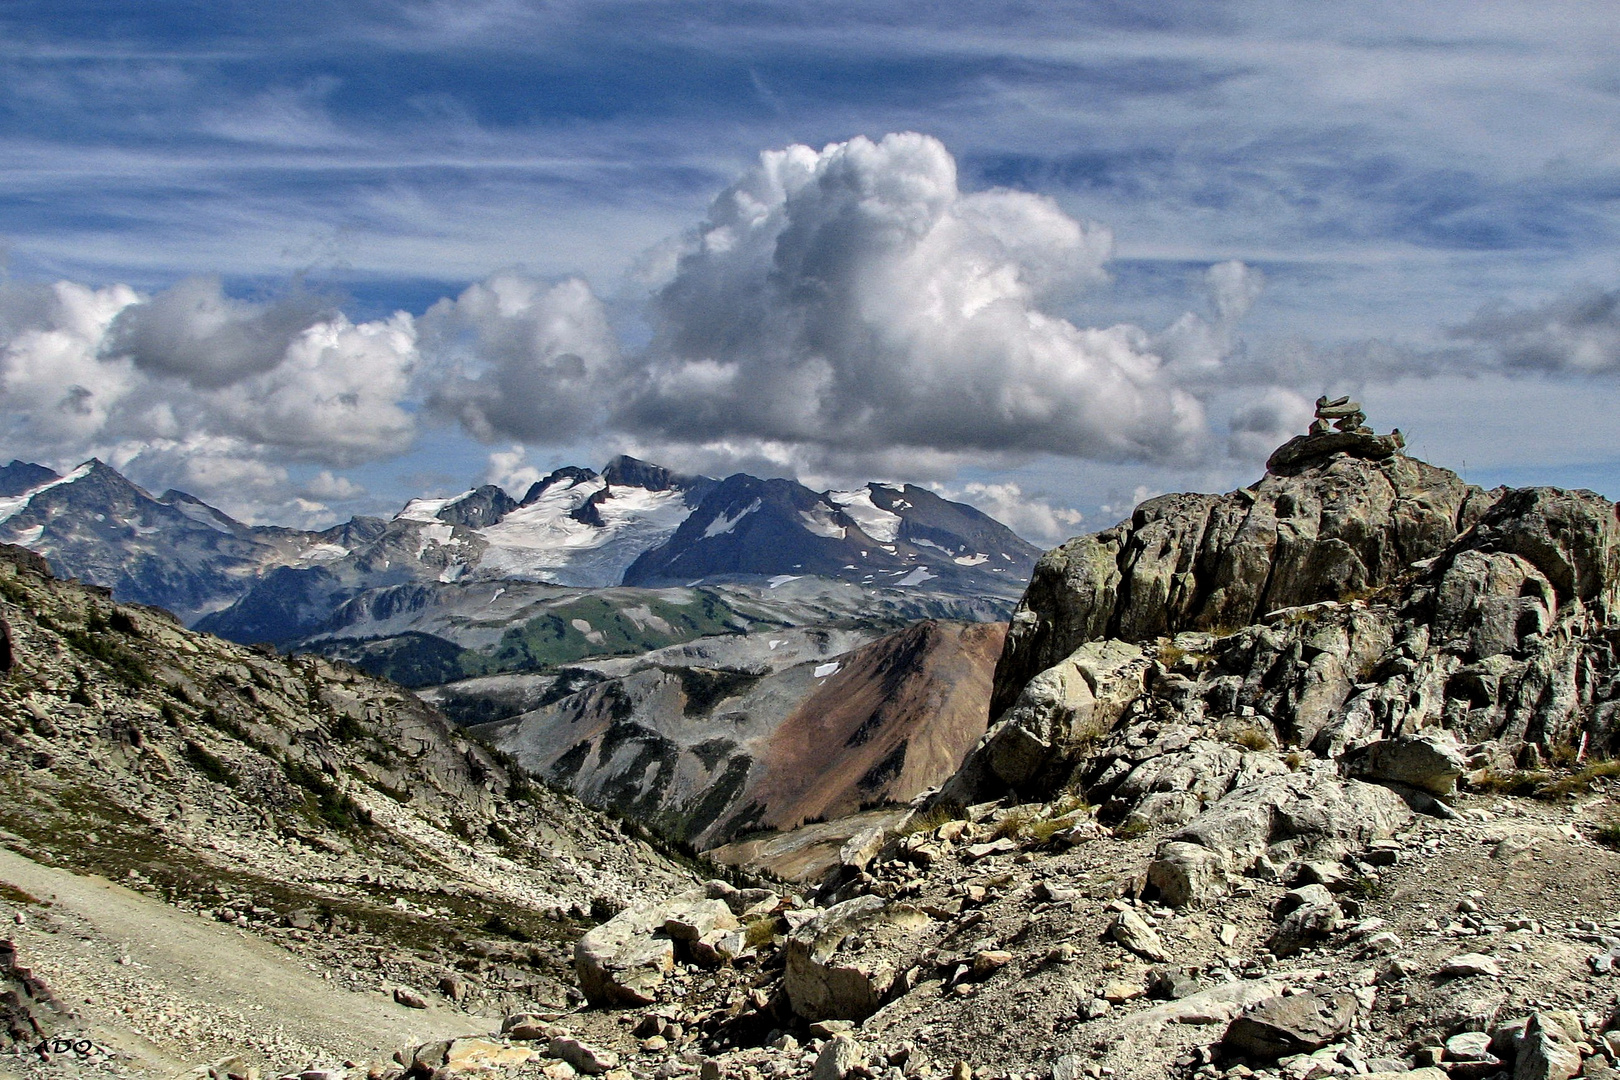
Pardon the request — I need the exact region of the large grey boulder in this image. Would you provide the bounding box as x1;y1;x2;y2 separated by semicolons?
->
784;896;931;1021
1268;883;1342;957
1223;991;1360;1059
574;903;677;1007
1341;732;1466;797
1146;770;1413;907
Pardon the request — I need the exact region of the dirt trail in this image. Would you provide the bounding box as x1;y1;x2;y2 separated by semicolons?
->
0;847;491;1077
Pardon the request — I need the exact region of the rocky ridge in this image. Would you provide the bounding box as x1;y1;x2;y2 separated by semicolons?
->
0;543;698;1073
519;425;1620;1080
7;425;1620;1080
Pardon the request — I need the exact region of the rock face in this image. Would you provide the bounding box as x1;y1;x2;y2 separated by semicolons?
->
990;449;1487;720
971;436;1620;825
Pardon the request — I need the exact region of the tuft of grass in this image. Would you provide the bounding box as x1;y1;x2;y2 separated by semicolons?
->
1536;758;1620;799
1344;875;1387;901
1025;818;1073;845
1226;725;1274;752
744;916;778;949
1285;751;1306;771
903;803;961;835
991;808;1034;841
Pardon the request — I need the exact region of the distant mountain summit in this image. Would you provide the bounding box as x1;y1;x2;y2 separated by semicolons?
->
0;459;342;621
0;454;1040;640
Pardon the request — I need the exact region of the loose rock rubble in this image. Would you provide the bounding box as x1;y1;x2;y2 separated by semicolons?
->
6;429;1620;1080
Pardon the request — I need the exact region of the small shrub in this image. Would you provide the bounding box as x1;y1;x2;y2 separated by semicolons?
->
330;713;366;743
283;757;371;831
1285;751;1306;771
1226;725;1274;752
1050;790;1092;818
1344;875;1387;901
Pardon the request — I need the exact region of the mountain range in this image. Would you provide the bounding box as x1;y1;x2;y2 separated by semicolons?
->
0;455;1038;684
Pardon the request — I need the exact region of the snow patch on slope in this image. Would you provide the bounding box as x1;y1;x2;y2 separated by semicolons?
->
0;462;96;526
829;488;901;543
705;499;761;537
799;504;848;540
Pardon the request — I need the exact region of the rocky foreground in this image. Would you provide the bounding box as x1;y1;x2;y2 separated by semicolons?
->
4;428;1620;1080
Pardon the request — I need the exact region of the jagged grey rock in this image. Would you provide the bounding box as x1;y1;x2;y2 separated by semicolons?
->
1342;732;1467;797
1146;771;1412;907
784;896;931;1021
1222;991;1360;1059
1110;909;1170;962
575;904;678;1007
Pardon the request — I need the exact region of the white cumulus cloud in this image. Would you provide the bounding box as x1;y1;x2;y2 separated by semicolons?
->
619;132;1208;467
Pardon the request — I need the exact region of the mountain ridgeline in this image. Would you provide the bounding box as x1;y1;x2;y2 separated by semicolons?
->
0;456;1040;685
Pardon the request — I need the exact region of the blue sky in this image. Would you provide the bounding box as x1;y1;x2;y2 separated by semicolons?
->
2;2;1618;540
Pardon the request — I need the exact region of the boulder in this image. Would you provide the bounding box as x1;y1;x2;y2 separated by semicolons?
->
972;640;1145;796
1146;771;1412;907
1431;551;1556;660
441;1039;537;1074
1222;991;1360;1059
661;897;740;942
1110;909;1170;963
1439;953;1503;979
813;1034;867;1080
784;896;931;1021
1455;486;1620;606
1342;732;1467;797
1511;1011;1584;1080
548;1036;620;1076
1268;884;1342;957
574;904;677;1007
1146;842;1229;909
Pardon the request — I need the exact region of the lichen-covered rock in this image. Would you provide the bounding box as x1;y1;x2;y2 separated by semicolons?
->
952;639;1145;799
783;896;930;1021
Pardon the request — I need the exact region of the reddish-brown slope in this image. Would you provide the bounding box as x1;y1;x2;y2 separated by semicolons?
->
746;620;1006;832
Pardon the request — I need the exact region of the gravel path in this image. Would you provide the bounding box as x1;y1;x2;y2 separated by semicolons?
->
0;847;491;1078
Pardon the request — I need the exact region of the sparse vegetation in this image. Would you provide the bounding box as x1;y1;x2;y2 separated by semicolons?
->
1225;724;1274;752
182;739;238;788
744;916;778;949
902;803;961;835
1595;810;1620;849
991;807;1034;840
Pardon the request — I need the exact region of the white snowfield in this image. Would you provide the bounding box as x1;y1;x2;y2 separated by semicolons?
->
403;474;695;589
828;487;902;543
0;461;95;525
705;498;761;537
